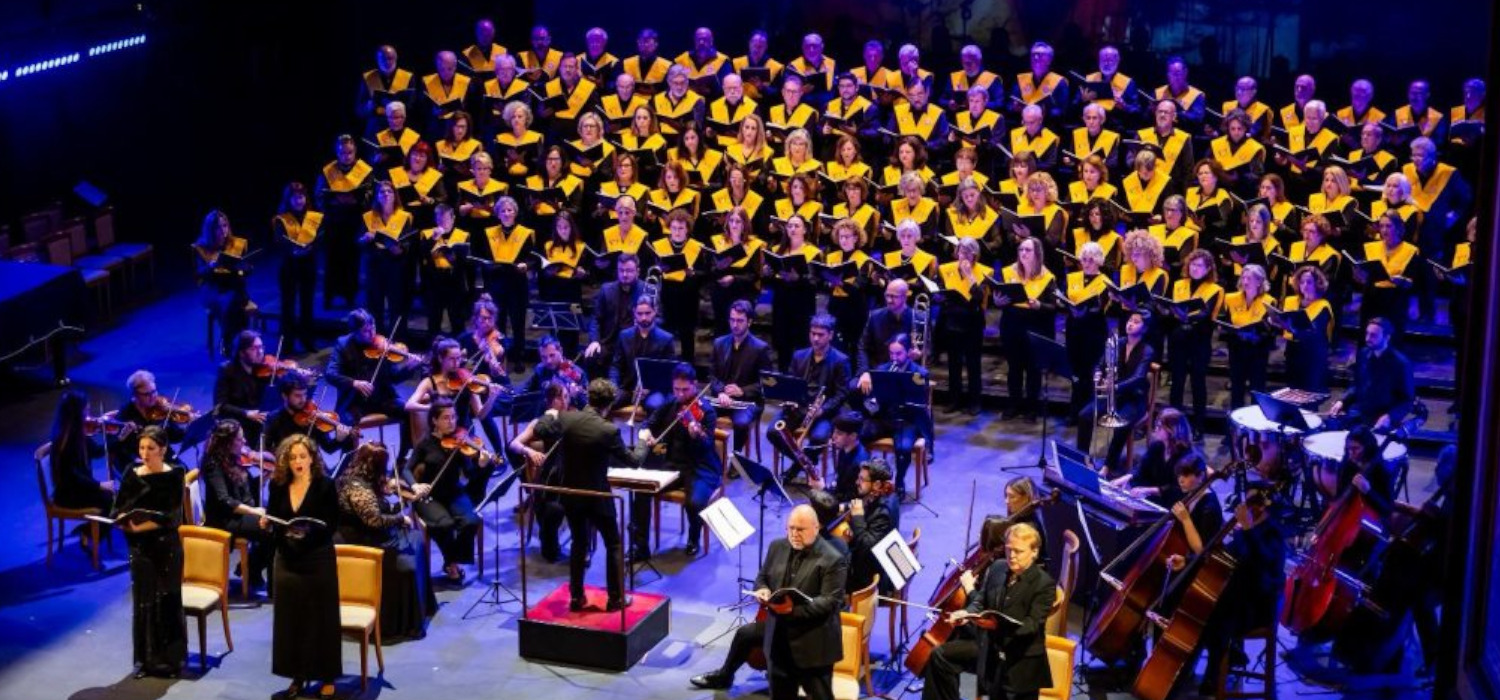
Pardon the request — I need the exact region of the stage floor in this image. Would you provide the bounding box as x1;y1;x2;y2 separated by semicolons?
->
0;279;1441;699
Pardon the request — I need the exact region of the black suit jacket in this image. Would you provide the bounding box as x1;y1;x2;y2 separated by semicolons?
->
756;537;849;668
212;361;272;438
788;347;853;416
1341;347;1414;427
324;333;420;417
1096;339;1154;404
710;333;774;402
612;326;678;392
644;398;722;491
849;495;899;593
970;562;1056;693
533;407;644;493
857;307;913;376
590;280;643;354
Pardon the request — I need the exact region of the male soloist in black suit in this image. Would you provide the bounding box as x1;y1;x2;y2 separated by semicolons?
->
922;522;1055;700
533;378;646;611
691;504;848;699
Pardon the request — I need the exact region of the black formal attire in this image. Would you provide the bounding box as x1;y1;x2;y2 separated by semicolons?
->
709;333;774;448
1167;281;1223;433
849;494;900;593
630;397;722;554
857;307;914;377
825;443;870;503
517;418;568;562
336;476;436;639
274;212;322;350
611;325;678;414
768;263;818;372
107;402;187;476
49;430;111;511
856;360;933;494
115;464;187;677
922;561;1056;700
1337;346;1415;429
262;406;356;457
1200;516;1286;688
212;360;273;444
999;290;1057;416
533;407;646;605
943;282;989;410
268;474;342;683
195;247;251;358
314;164;373;308
1335;458;1397;518
1138;444;1206;508
323;331;422;453
776;347;853;463
402;436;481;567
523;361;588;408
586;279;642;378
199;451;271;588
1062;278;1109;415
760;537;849;700
1075;340;1154;472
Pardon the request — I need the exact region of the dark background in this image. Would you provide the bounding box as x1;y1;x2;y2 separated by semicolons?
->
0;0;1490;254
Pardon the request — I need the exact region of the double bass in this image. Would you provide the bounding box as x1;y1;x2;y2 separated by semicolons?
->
904;488;1058;675
1084;467;1232;663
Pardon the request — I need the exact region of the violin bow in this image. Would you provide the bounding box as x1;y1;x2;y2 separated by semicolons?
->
962;479;977;555
159;388;182;429
645;381;716;446
367;315;405;384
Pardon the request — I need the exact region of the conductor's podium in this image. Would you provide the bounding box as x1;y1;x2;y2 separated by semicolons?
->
518;584;670;671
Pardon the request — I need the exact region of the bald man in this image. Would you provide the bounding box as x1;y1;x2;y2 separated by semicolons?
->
422;50;472;129
691;504;847;699
858;279;915;375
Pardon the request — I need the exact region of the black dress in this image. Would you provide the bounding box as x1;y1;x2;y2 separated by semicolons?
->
268;475;343;682
337;477;436;639
114;464;187;676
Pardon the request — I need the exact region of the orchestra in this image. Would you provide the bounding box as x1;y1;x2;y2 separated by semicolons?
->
45;19;1478;698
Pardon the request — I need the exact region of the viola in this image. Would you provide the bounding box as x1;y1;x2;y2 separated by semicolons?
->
144;398;199;424
443;369;504;396
254;354;318;380
84;413;133;436
559;359;583;384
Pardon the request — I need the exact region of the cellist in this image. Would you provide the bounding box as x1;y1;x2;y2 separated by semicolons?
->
1192;490;1285;694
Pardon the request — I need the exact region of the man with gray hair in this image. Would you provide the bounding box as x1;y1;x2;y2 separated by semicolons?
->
942;44;1002;112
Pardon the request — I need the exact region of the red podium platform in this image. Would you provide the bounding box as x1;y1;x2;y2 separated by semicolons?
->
517;584;670;671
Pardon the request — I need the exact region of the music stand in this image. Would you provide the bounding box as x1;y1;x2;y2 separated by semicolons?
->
1252;390;1312;432
464;468;525;619
180;412;218;453
530;301;586;333
637;358;679;395
731;451;790;571
759;371;810;405
700;496;758;646
504;390;545;438
867;370;938;515
999;333;1075;472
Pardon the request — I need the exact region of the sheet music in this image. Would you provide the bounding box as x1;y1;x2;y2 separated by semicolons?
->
701;497;755;550
607;467;679;493
873;528;921;591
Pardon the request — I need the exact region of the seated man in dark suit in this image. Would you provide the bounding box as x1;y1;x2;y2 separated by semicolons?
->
710;300;774;450
775;313;852;466
807;415;867;502
690;504;847;698
323;308;425;456
631;362;722;559
212;330;274;445
921;522;1055;700
610;296;678;415
1328;317;1414;432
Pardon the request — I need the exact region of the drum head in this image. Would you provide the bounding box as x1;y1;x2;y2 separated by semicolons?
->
1304;430;1348;461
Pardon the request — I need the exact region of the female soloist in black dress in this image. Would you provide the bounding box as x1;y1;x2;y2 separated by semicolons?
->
115;425;187;679
265;433;342;699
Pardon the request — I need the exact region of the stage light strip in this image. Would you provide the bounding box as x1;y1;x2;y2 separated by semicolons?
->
5;33;147;83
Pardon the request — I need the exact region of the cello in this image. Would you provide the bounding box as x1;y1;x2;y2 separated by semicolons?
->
1083;466;1233;663
1132;487;1265;700
904;488;1058;675
1281;412;1422;640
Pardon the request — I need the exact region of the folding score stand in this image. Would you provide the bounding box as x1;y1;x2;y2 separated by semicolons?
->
464;468;525;619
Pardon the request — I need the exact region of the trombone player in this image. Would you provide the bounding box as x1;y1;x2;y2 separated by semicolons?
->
1074;311;1155;475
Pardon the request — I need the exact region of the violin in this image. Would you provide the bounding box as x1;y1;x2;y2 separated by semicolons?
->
558;359;583;384
439;428;497;461
83;413;134;436
144;398;199;424
443;369;506;396
824;508;853;543
291;401;349;433
254;354;318;381
362;334;420;363
239;447;276;471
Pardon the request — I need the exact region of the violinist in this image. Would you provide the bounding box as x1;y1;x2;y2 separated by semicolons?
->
807;488;852;558
193;209;253;357
854;335;930;499
631;362;721;559
405;337;506;501
458;294;507;385
509;380;572;562
807;415;867;503
922;523;1054;700
262;373;356;455
709;300;774;450
523;335;588;409
401;399;488;583
324;309;424;456
1074;311;1154;474
198;420;272;592
108;370;188;475
848;459;900;593
48;390;114;521
335;442;435;640
213;330;274;445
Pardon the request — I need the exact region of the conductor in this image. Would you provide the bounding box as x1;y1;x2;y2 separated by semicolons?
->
533;378;646;612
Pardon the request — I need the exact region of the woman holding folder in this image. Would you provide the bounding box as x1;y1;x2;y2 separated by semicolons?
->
1354;210;1420;335
764;214;822;370
822;218;872;354
1271;265;1334;392
114;425;187;679
1220;264;1276;409
938;238;993;414
709;207;764;335
994;237;1056;420
265;433;342;699
1166;249;1225;438
1062;241;1111;415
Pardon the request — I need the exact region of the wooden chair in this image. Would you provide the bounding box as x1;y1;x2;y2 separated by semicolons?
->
34;442;102;571
652;427;731;555
833;612;866;700
1047;530;1082;637
864;378;934;498
1122;363;1163;471
847;575;880;695
714;412;763;461
1214;625;1277;700
180;525;234;670
89;207;155;293
878;527;921;655
44;233;111;318
1040;634;1079;700
336;544;386;692
182;469;253;598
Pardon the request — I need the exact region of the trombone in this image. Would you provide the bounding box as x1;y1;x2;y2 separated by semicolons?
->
911;292;931;368
1095;334;1130;429
642;265;664;310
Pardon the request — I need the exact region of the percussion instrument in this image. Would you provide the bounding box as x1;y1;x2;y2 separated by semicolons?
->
1303;430;1408;499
